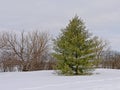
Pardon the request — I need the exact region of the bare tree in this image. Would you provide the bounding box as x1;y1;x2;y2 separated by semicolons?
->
93;36;109;67
0;31;51;71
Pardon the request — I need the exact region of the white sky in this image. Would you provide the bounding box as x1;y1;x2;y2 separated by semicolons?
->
0;0;120;51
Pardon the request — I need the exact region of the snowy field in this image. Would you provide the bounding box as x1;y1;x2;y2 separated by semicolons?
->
0;69;120;90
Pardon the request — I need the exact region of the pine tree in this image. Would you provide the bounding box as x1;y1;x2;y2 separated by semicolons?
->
53;16;103;75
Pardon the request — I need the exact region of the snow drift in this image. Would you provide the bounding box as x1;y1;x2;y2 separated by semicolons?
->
0;69;120;90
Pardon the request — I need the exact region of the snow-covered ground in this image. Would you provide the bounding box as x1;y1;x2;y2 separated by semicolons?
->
0;69;120;90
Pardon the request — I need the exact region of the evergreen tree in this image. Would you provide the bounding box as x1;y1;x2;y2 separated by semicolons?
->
53;16;103;75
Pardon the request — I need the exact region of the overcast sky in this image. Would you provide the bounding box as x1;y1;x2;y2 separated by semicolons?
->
0;0;120;51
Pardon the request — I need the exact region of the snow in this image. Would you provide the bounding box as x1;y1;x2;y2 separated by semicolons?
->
0;69;120;90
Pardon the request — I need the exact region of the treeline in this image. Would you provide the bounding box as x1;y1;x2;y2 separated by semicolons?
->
0;31;56;72
0;16;120;73
100;50;120;69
